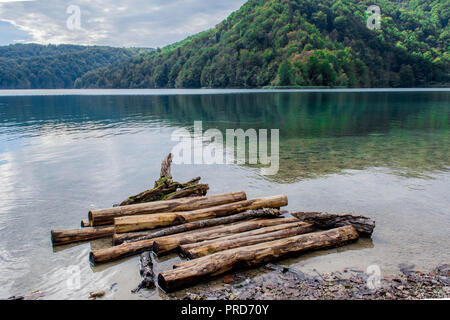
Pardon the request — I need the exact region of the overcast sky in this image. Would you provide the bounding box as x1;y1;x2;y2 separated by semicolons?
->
0;0;247;47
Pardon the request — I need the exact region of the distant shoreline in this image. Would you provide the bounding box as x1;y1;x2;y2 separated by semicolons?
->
0;87;449;97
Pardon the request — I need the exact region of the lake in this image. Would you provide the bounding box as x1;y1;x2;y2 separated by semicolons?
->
0;89;449;299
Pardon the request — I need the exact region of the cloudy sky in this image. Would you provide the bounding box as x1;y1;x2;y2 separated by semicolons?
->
0;0;247;47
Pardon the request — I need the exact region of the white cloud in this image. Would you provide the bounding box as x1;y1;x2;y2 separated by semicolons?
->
0;0;246;47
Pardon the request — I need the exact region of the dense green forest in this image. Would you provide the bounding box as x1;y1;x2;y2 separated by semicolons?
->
76;0;449;88
0;44;148;89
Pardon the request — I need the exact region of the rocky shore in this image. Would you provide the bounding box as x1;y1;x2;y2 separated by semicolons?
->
170;264;450;300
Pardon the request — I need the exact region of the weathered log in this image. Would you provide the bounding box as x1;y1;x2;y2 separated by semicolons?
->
90;191;247;226
152;217;297;255
159;226;359;291
90;217;296;264
115;195;288;233
81;219;90;228
113;208;282;245
51;226;115;246
291;212;375;236
178;220;307;253
138;251;155;289
179;222;315;259
90;225;224;264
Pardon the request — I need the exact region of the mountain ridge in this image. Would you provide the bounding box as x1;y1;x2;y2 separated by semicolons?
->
0;0;448;89
75;0;449;89
0;44;150;89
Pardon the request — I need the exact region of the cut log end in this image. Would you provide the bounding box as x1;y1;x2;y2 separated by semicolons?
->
157;273;169;291
81;219;90;228
88;211;94;225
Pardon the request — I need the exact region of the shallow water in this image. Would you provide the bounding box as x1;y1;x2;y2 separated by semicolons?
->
0;89;448;299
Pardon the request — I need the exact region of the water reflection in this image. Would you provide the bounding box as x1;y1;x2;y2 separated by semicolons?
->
1;91;448;182
0;90;449;299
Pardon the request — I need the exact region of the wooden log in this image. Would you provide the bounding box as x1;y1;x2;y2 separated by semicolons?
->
90;225;224;264
115;195;288;233
291;212;375;236
51;226;115;246
90;191;247;226
152;217;297;255
179;222;315;259
159;226;359;292
163;183;209;200
81;219;90;228
113;208;282;245
138;251;155;289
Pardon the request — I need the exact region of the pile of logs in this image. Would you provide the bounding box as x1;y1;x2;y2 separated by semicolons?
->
50;154;376;292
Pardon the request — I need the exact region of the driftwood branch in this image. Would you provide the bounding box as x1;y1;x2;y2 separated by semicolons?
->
119;153;206;206
160;153;173;179
291;212;375;236
118;178;207;206
164;183;208;200
139;251;155;288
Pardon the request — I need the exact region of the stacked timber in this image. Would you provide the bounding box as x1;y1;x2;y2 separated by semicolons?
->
90;210;289;264
113;195;288;233
159;226;359;292
178;221;315;259
152;216;295;255
113;208;283;245
50;154;377;293
90;191;247;227
51;192;245;245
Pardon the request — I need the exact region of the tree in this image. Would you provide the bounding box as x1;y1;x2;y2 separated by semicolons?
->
278;60;294;86
399;65;415;87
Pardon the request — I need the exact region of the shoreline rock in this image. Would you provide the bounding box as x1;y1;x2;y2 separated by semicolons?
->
169;264;450;300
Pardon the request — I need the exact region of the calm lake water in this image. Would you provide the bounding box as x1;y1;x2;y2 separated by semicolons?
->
0;89;449;299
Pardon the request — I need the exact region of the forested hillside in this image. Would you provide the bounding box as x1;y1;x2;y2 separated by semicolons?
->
0;44;148;89
76;0;449;89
